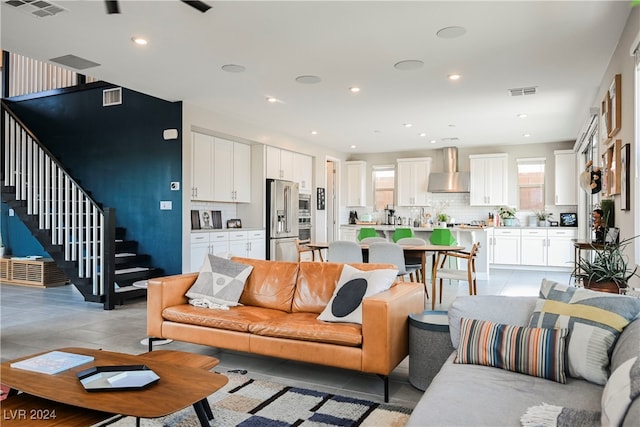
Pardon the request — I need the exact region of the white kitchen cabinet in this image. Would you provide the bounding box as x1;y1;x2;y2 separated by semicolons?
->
547;228;577;268
493;228;520;265
554;150;577;205
469;154;508;206
189;231;230;272
228;230;265;259
520;229;547;266
191;132;214;201
213;138;251;203
396;157;432;206
293;152;313;194
340;227;358;242
266;146;294;181
345;161;367;207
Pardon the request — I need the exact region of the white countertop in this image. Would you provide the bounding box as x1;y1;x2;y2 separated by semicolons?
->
191;227;265;233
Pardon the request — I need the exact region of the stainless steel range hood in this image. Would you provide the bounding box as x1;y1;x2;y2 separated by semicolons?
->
427;147;470;193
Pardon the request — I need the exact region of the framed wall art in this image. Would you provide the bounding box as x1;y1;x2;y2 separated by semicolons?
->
621;143;630;210
607;74;621;138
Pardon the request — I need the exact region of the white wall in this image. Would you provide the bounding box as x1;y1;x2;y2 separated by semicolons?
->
591;7;639;286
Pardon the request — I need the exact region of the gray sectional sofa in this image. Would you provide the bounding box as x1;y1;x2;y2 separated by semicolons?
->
407;293;640;427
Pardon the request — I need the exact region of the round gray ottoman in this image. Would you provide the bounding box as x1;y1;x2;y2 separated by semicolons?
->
409;310;454;391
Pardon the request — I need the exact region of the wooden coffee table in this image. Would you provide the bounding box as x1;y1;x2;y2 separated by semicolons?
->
1;347;228;426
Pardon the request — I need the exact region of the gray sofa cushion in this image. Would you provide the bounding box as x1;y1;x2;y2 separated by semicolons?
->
612;318;640;372
407;354;603;427
448;295;537;348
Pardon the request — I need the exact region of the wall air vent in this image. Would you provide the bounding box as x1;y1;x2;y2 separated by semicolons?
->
508;86;538;96
4;0;66;17
103;88;122;107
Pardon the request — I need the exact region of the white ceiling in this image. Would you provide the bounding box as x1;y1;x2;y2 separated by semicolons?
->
1;1;633;154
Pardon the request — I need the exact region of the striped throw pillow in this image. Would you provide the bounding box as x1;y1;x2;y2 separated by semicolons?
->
529;279;640;385
455;317;568;383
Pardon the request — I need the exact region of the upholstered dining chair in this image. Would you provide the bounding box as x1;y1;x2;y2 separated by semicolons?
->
359;237;387;244
327;241;363;264
396;237;430;283
392;227;414;242
357;227;378;241
368;242;417;282
430;242;481;310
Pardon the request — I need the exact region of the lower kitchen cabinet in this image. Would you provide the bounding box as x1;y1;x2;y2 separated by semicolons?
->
339;227;358;242
189;231;229;272
520;229;547;266
546;228;577;268
229;230;266;259
493;228;521;265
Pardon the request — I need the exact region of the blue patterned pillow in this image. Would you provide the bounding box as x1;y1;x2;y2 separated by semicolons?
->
455;317;568;383
528;279;640;385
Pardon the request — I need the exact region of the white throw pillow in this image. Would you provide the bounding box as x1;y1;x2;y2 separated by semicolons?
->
186;254;253;308
317;265;397;324
601;356;639;427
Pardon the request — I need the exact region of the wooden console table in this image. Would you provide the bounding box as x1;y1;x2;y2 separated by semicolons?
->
0;257;68;287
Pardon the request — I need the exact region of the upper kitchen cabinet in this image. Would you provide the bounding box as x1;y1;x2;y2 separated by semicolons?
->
396;157;431;206
292;152;313;194
345;160;367;207
469;153;508;206
266;146;294;181
191;132;250;202
554;150;577;205
213;138;251;203
191;132;215;200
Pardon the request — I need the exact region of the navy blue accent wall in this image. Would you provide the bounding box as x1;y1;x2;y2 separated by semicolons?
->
7;86;182;275
1;202;48;257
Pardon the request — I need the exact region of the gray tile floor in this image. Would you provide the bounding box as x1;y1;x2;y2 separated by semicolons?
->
0;268;572;410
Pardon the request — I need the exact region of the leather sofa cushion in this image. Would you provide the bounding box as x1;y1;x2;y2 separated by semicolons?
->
162;304;288;332
232;257;299;312
292;262;397;313
249;312;363;347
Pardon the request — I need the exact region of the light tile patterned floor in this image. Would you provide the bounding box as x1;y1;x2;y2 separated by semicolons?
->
0;268;571;409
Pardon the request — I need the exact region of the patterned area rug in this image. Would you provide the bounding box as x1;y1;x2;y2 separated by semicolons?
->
99;372;411;426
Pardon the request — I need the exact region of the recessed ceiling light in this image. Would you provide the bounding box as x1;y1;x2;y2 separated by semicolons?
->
266;96;278;103
221;64;246;73
523;133;531;138
419;133;427;137
131;36;148;46
436;26;467;39
296;75;321;84
349;86;361;93
430;140;437;144
310;130;318;135
403;123;413;128
350;145;357;149
448;74;461;81
394;60;424;70
517;113;528;118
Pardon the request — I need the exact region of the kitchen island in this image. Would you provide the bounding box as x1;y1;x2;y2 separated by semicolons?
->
339;224;490;279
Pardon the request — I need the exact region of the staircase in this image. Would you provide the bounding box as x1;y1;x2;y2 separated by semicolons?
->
1;99;162;309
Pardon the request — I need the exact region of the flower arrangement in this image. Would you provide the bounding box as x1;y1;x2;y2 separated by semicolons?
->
498;206;516;219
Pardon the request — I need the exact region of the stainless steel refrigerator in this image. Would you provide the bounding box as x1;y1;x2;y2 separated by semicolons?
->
266;179;299;261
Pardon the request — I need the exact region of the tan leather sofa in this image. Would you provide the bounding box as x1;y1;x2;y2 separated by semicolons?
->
147;257;424;401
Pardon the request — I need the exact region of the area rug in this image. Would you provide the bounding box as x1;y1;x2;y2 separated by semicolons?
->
98;371;411;426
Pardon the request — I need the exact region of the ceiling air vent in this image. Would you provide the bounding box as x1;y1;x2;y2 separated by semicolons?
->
508;86;538;97
4;0;66;17
103;88;122;107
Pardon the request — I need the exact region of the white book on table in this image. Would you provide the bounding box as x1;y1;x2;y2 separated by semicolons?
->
10;351;94;375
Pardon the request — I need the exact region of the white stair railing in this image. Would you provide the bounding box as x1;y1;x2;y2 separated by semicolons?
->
2;102;107;298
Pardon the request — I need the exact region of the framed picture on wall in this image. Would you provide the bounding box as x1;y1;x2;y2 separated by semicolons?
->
621;143;630;210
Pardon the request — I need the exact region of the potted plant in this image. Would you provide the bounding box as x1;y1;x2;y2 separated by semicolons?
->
436;213;449;227
572;235;639;294
498;206;517;226
535;211;553;227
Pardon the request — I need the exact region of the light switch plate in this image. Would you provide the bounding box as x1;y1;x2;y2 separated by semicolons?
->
160;201;172;210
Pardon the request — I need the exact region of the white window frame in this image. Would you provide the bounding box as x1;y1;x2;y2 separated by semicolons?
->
516;157;546;212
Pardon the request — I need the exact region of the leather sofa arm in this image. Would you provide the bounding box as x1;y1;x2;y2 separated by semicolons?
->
147;273;198;337
361;281;424;375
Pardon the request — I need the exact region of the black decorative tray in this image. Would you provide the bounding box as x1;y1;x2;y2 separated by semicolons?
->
77;365;159;391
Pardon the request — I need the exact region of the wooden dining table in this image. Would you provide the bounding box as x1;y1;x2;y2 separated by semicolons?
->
306;242;464;291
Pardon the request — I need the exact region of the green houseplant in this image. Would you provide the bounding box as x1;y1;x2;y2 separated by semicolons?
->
535;211;553;226
572;235;639;293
